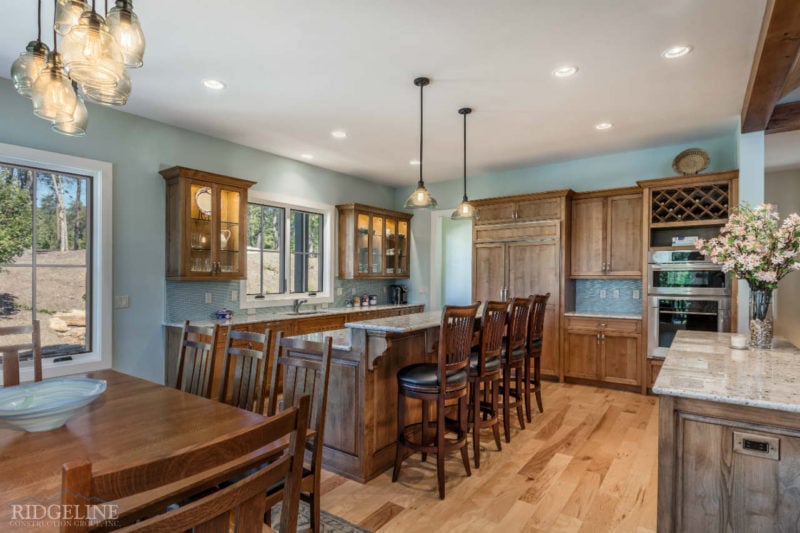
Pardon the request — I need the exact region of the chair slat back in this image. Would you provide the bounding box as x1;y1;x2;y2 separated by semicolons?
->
440;303;480;377
175;321;218;398
0;321;42;387
507;297;532;353
268;333;333;472
219;327;271;413
61;395;311;533
477;301;508;373
529;293;551;348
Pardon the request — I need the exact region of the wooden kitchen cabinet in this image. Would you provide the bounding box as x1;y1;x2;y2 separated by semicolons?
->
564;316;642;388
473;192;567;225
570;188;642;278
647;358;663;389
161;166;255;281
337;204;412;279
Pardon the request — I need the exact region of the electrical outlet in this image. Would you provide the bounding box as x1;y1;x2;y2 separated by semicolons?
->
204;292;213;304
231;290;238;301
633;289;640;300
337;287;343;296
612;289;620;299
351;288;356;295
599;289;607;299
114;295;129;309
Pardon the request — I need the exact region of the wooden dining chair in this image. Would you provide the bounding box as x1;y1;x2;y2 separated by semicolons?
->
393;303;479;499
499;297;531;442
218;326;271;414
467;301;507;468
60;395;310;533
265;332;333;533
174;320;218;398
525;293;550;421
0;321;42;387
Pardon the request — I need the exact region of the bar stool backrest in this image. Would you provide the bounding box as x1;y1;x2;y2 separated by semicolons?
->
529;293;550;349
440;303;480;384
507;298;532;353
478;301;508;374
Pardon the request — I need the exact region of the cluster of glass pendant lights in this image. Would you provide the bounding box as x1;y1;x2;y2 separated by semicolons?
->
403;77;479;220
10;0;145;136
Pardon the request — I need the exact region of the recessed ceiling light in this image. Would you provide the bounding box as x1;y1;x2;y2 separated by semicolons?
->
301;154;314;160
662;45;692;59
595;122;613;130
202;79;226;90
331;130;347;139
552;65;579;78
409;160;420;166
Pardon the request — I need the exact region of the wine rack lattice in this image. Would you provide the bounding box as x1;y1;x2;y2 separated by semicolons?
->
651;183;729;224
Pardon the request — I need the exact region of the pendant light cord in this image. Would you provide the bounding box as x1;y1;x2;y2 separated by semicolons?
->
462;111;468;201
37;0;42;42
418;81;424;188
52;0;57;52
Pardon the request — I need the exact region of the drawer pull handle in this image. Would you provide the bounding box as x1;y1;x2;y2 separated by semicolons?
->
599;323;607;328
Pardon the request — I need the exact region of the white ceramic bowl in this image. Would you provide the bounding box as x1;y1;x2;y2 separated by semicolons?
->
0;377;107;432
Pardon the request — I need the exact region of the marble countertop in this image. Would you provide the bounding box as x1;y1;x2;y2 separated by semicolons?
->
652;331;800;413
564;311;642;320
345;310;445;333
163;303;421;328
283;328;353;351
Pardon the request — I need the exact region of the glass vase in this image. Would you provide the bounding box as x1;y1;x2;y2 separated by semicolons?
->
749;288;774;348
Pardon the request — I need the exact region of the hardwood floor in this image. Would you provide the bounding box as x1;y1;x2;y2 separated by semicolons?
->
319;381;659;532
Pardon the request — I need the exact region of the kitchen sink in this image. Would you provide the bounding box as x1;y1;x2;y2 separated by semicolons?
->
285;309;329;316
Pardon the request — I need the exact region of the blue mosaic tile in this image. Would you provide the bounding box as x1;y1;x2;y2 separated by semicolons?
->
575;279;643;315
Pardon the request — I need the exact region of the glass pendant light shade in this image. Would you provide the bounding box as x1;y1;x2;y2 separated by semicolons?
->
52;83;88;136
451;200;478;220
450;107;478;220
11;40;50;97
31;52;77;123
106;0;145;68
61;10;124;88
82;69;130;105
404;76;438;209
54;0;89;35
405;183;439;209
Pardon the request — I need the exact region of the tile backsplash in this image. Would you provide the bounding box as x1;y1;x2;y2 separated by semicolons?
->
164;278;405;322
575;279;643;315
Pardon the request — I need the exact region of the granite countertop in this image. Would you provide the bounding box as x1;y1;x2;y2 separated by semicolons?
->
163;303;421;328
652;330;800;413
284;328;352;351
563;311;642;320
345;310;445;333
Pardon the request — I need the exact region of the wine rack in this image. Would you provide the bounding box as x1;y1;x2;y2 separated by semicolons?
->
651;183;729;225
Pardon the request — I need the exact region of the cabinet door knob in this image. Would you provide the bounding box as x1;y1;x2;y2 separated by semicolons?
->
599;323;607;328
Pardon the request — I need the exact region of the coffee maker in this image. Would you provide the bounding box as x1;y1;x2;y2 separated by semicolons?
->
389;284;408;305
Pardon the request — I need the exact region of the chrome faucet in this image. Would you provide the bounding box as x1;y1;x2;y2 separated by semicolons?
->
292;298;308;313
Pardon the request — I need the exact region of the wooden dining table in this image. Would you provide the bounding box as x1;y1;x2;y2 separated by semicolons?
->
0;369;275;532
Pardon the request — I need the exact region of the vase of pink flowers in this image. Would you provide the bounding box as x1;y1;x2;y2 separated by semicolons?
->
697;204;800;348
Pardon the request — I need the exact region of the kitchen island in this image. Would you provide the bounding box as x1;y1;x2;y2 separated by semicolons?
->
653;331;800;532
280;311;448;482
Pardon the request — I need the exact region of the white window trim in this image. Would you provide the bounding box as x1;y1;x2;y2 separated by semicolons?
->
240;191;334;309
0;142;112;380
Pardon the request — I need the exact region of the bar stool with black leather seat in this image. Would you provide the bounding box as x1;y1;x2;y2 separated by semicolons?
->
467;301;507;468
392;303;479;499
499;297;532;442
525;293;550;422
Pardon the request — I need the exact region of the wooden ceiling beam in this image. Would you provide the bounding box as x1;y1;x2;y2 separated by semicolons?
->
780;53;800;97
741;0;800;133
765;101;800;134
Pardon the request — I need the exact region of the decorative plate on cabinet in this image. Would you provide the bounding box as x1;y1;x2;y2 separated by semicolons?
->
194;187;212;215
672;148;710;175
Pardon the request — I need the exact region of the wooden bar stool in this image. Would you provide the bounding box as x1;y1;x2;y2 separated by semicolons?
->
468;301;507;468
525;293;550;421
499;297;531;442
392;303;479;499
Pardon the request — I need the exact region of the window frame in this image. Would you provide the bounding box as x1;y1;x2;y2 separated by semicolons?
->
240;191;334;309
0;142;113;381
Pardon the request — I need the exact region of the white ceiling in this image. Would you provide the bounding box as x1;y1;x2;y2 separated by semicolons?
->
0;0;767;186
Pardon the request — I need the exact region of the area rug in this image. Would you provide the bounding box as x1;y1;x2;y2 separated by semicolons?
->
271;501;372;533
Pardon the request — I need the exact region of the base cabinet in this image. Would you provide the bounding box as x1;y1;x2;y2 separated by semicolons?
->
658;396;800;532
564;316;641;389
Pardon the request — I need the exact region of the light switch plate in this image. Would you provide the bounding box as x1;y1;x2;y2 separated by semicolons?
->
599;289;607;299
204;292;213;304
114;295;129;309
337;287;343;296
612;289;620;299
633;289;640;300
231;290;238;301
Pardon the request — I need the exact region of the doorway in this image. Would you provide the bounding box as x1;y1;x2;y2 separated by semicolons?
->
430;209;472;309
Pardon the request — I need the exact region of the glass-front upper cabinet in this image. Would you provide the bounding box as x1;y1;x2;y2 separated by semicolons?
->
336;204;412;279
161;166;255;280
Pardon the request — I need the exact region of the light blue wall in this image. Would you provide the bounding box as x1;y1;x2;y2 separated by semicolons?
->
0;79;396;384
395;133;740;305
